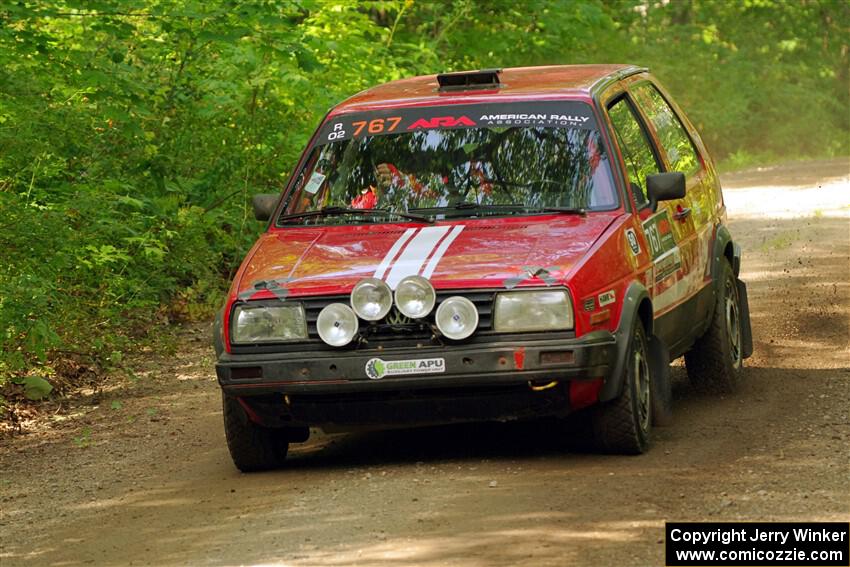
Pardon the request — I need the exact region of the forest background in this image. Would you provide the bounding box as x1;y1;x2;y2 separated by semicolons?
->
1;0;847;406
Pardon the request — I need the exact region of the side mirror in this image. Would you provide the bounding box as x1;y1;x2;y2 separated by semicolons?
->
252;193;279;221
646;172;685;211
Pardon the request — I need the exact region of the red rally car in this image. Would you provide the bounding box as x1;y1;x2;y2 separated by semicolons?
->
213;65;753;471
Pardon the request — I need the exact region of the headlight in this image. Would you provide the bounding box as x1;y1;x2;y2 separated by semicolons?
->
435;296;478;340
350;277;392;321
394;275;436;319
317;303;359;346
231;303;307;344
493;289;574;332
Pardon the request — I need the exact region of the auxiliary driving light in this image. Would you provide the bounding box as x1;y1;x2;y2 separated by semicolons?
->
435;296;478;340
394;275;436;319
350;277;393;321
317;303;359;347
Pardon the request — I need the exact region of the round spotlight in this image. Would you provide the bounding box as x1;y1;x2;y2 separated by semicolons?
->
435;296;479;340
317;303;359;347
350;277;392;321
394;275;436;319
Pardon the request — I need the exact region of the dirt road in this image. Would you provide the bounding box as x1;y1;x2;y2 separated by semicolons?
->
2;160;848;566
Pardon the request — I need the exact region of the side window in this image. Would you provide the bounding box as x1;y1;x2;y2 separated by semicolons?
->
632;83;700;176
607;97;660;208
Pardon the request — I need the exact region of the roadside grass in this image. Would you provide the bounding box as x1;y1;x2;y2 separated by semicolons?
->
715;150;847;175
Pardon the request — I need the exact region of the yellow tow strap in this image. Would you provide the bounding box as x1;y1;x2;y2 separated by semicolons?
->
528;380;559;392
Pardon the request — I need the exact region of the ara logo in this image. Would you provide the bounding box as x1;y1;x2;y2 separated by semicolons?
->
407;116;476;130
365;357;446;380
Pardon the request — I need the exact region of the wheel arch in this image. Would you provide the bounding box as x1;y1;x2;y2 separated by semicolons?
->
712;224;742;279
713;225;754;360
708;224;747;336
599;281;652;402
637;295;654;337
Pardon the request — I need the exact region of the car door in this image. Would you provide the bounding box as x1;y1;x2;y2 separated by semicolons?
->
604;89;695;351
625;79;715;353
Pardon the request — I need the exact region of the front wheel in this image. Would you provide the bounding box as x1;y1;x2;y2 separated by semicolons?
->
222;394;289;472
591;321;652;454
685;259;743;393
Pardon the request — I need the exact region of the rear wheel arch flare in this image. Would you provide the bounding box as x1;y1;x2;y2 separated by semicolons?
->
723;240;741;277
727;240;743;277
724;241;734;264
712;224;741;278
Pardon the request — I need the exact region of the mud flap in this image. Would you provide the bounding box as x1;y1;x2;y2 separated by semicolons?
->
736;278;754;359
648;334;673;426
282;426;310;443
236;396;310;442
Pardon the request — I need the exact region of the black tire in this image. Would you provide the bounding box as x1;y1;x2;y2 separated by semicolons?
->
591;321;652;454
222;394;289;472
685;259;743;393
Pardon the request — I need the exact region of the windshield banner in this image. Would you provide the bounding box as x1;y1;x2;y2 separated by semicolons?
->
317;101;598;145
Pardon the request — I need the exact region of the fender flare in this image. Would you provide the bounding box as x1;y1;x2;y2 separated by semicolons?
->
711;224;741;282
599;281;652;402
213;308;225;359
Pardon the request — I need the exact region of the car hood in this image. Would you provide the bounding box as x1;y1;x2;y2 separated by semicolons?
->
236;214;619;299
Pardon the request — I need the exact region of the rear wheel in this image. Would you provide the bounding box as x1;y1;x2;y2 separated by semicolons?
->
591;321;652;454
222;394;289;472
685;259;743;393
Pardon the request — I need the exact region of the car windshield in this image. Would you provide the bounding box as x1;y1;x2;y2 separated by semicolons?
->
279;101;617;225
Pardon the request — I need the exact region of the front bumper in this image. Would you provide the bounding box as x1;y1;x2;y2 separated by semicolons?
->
217;332;616;396
217;332;618;428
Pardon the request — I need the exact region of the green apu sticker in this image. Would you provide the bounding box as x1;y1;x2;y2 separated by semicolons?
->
365;357;445;380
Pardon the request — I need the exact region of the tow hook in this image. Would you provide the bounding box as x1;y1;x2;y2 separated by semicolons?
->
528;380;559;392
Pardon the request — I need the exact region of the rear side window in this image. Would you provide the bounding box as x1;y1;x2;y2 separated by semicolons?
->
631;83;700;176
607;98;660;208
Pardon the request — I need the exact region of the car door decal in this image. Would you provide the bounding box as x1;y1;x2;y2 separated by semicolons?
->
642;209;677;261
625;228;641;255
642;209;684;311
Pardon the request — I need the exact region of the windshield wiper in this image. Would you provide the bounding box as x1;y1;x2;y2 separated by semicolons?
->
409;202;525;214
525;206;587;216
409;202;586;216
278;206;433;224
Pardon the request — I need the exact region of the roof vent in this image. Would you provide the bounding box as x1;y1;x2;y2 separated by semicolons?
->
436;69;502;91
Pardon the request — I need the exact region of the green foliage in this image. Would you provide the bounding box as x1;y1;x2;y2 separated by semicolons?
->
73;427;92;448
0;0;847;395
22;376;53;401
597;0;850;163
